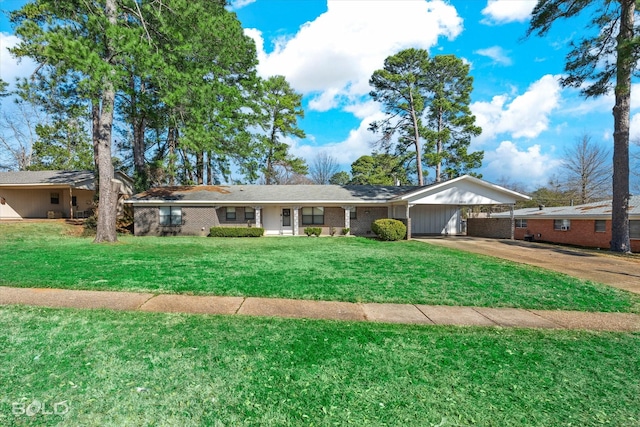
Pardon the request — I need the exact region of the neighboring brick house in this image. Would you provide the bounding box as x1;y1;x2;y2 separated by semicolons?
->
0;170;133;220
484;196;640;252
125;175;530;238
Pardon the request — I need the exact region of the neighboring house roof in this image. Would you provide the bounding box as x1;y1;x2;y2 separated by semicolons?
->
127;175;532;206
0;170;134;194
494;195;640;219
128;184;421;205
0;170;95;190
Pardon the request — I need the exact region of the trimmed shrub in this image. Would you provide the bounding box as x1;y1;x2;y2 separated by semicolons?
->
371;219;406;241
209;227;264;237
304;227;322;237
342;227;350;235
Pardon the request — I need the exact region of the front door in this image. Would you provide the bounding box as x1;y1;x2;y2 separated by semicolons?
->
282;208;291;228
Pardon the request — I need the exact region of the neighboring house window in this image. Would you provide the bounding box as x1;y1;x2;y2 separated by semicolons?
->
350;209;357;220
50;193;60;204
302;207;324;225
515;219;527;228
553;219;571;231
245;207;255;220
595;220;607;233
72;196;77;206
159;206;182;226
226;207;236;221
630;220;640;239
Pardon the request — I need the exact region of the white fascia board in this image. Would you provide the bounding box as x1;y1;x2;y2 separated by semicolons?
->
395;175;530;202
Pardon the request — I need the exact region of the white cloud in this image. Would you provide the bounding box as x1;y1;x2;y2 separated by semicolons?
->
481;0;537;24
245;0;462;111
289;106;387;168
483;141;561;186
228;0;256;10
630;113;640;142
472;74;562;142
0;33;36;88
474;46;512;66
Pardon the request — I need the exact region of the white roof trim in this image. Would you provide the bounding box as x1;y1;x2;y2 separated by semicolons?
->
394;175;530;203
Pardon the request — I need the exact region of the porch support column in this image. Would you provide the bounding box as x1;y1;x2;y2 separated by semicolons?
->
405;204;413;240
292;206;301;236
342;205;354;234
69;187;74;219
509;204;515;240
253;206;262;228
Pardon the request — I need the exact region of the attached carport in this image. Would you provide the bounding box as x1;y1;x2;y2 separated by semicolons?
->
389;175;531;238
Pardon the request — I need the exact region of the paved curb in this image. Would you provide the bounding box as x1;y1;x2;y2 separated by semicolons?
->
1;286;639;331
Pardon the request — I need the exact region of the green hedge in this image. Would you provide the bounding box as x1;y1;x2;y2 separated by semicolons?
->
304;227;322;237
371;219;406;241
209;227;264;237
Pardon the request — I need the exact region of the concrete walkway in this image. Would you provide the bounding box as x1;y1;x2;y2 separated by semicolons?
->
1;286;638;332
417;236;640;295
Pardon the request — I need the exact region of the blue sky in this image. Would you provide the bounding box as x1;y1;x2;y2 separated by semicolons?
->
1;0;639;189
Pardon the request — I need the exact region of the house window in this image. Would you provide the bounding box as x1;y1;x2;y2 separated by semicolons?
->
159;206;182;226
226;207;236;221
515;219;527;228
553;219;571;231
595;220;607;233
72;196;77;206
302;207;324;225
350;209;357;220
631;220;640;239
244;207;255;220
50;192;60;205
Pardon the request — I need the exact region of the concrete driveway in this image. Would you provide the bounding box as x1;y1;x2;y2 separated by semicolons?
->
417;237;640;295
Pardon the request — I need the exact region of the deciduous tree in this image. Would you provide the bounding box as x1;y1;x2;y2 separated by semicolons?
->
309;151;340;184
561;133;611;204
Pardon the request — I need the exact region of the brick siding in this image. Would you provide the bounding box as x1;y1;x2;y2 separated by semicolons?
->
470;217;639;252
467;218;511;239
350;207;388;236
134;206;219;236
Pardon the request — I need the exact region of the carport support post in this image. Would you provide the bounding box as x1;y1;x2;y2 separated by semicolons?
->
405;204;413;240
509;205;515;240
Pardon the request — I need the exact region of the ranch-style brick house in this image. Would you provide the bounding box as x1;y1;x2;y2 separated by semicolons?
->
126;175;530;238
0;170;134;220
483;196;640;252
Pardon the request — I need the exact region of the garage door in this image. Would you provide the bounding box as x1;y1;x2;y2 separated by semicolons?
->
411;205;460;235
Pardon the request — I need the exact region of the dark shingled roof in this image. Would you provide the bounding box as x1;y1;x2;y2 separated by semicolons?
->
129;184;421;204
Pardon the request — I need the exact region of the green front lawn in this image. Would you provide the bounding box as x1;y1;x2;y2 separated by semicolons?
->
1;222;638;312
1;305;638;426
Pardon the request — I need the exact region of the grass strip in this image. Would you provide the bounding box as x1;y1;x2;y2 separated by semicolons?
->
1;222;638;312
0;305;638;426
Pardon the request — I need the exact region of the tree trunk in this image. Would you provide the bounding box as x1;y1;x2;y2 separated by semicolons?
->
610;0;634;253
196;151;204;185
408;91;423;185
132;76;147;191
436;108;443;182
94;0;118;243
167;126;177;186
